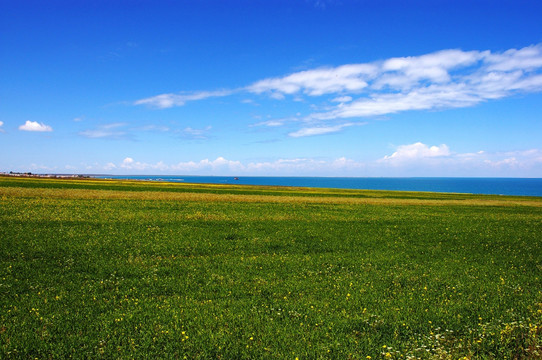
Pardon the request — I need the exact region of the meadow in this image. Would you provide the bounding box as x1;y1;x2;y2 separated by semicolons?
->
0;176;541;359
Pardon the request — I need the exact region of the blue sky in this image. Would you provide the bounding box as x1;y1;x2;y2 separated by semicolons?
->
1;0;542;176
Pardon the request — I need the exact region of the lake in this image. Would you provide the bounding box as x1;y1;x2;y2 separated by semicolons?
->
92;176;542;197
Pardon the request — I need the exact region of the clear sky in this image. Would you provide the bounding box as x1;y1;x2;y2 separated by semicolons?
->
1;0;542;177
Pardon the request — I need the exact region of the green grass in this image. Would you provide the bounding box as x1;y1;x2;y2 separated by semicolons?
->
1;177;541;359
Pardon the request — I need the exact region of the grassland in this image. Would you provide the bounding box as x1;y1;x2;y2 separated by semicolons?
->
0;176;541;359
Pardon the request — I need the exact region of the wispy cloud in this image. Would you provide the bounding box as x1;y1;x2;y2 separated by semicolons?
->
133;44;542;136
79;123;127;139
136;125;170;132
288;122;359;137
0;121;4;133
251;117;297;128
79;122;214;140
310;83;481;120
181;126;212;139
19;120;53;132
331;96;353;103
248;63;376;96
246;49;484;99
298;44;542;121
485;45;542;72
134;89;235;109
254;120;286;127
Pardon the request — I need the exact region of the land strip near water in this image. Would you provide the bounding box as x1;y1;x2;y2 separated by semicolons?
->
1;177;541;358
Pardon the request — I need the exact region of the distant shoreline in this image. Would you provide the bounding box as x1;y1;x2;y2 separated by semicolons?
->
3;173;539;197
0;172;90;179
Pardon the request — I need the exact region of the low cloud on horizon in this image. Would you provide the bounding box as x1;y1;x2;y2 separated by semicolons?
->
60;142;542;177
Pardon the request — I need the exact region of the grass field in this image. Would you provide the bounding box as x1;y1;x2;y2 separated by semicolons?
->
1;177;541;359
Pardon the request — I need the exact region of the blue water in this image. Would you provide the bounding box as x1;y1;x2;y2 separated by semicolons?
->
93;176;542;197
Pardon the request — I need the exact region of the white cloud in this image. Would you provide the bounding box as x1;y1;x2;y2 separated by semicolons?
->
288;123;357;137
170;157;244;172
253;120;285;127
113;156;244;174
246;49;484;99
182;126;212;139
331;96;353;103
79;123;127;139
104;156;340;175
123;157;134;165
29;163;56;171
79;123;212;140
308;45;542;120
375;143;542;176
382;142;451;162
245;158;324;173
248;63;376;97
132;44;542;137
310;83;480;120
137;125;170;132
481;149;542;169
134;89;235;109
90;145;542;177
251;116;300;128
109;156;322;175
485;44;542;72
375;49;483;90
19;120;53;132
0;121;4;133
104;162;117;171
120;157;168;171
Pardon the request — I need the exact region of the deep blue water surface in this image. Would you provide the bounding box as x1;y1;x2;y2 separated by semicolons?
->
93;176;542;197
